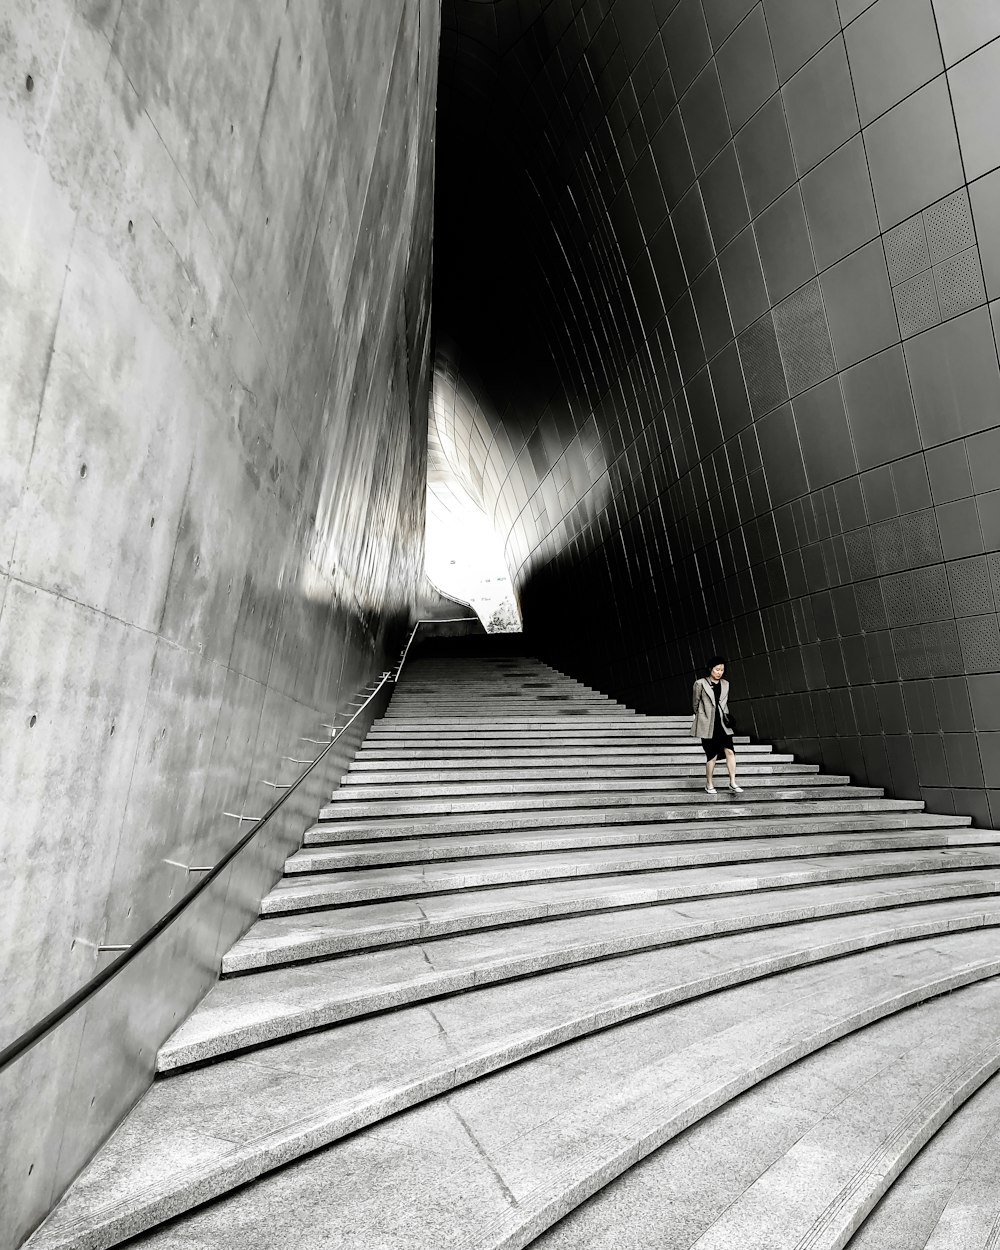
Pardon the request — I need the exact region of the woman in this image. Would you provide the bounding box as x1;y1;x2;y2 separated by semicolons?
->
691;656;743;794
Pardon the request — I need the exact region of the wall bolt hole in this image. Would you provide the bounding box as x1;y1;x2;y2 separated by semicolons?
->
28;714;37;728
79;463;87;478
25;74;34;92
127;219;133;234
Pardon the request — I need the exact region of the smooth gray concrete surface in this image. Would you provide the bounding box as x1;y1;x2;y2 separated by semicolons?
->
0;2;438;1246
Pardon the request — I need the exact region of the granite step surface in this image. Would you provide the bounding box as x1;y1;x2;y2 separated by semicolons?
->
848;1059;1000;1249
29;646;1000;1250
284;815;986;870
360;731;752;743
383;708;637;718
118;937;1000;1249
382;709;637;719
355;751;759;766
226;868;1000;970
286;828;996;883
307;797;929;842
391;700;631;709
532;978;1000;1250
368;722;711;731
262;846;1000;915
355;743;760;759
326;773;851;801
367;720;704;732
157;908;1000;1074
343;758;804;780
317;784;890;821
303;807;958;852
240;866;1000;961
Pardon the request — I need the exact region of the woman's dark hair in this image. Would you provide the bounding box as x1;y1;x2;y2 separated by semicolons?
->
705;655;727;674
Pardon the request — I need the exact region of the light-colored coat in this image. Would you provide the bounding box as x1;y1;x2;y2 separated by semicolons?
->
691;677;731;739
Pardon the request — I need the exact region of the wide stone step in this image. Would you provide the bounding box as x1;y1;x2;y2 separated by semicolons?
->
370;716;693;729
284;830;996;892
384;699;628;707
370;713;692;724
367;721;726;732
848;1055;1000;1249
128;937;1000;1248
262;845;1000;916
367;731;703;744
358;743;758;760
285;815;987;871
390;692;606;699
533;978;1000;1250
344;757;800;778
384;687;623;695
386;707;626;715
387;679;608;688
385;695;626;704
156;905;1000;1075
306;798;930;844
327;773;851;802
393;676;593;684
383;710;636;719
365;735;750;745
253;863;1000;949
225;870;1000;975
231;865;1000;970
354;745;769;762
318;784;887;821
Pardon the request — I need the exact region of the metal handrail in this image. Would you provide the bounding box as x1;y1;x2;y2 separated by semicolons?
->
0;613;476;1075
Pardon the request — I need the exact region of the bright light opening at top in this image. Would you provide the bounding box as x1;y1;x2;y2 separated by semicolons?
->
426;361;522;633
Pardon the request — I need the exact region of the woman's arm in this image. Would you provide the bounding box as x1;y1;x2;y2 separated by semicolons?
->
692;681;702;713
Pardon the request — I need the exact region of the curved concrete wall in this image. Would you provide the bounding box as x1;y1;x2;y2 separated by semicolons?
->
0;1;437;1243
436;0;1000;827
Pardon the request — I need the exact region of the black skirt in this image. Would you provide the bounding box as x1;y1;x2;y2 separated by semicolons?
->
701;713;735;759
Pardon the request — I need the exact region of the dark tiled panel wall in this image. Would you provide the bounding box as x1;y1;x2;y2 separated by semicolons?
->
437;0;1000;825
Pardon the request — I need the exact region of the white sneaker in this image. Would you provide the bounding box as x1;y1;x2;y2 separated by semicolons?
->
704;785;716;794
729;783;745;793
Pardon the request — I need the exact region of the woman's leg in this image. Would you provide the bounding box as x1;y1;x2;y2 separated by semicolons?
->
706;754;718;788
724;748;740;788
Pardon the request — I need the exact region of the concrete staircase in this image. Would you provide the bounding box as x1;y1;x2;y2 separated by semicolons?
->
25;646;1000;1249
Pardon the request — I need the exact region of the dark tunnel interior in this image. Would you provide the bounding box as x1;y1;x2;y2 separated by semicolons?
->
432;0;1000;827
